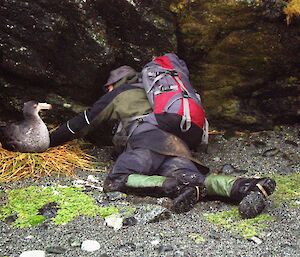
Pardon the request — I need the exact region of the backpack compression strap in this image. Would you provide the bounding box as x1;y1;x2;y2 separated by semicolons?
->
150;69;193;132
172;74;192;132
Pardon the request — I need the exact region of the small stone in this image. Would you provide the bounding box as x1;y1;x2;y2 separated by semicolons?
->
284;140;298;147
251;140;267;148
105;214;123;230
134;205;171;224
209;229;220;240
213;157;221;162
262;148;279;157
221;164;247;175
68;238;81;248
19;250;45;257
4;213;18;224
87;175;99;183
150;239;160;246
118;242;136;251
38;202;59;219
173;250;186;257
74;179;85;186
123;216;137;226
81;240;101;252
158;245;173;253
46;246;66;254
221;164;236;173
105;191;127;201
249;236;263;244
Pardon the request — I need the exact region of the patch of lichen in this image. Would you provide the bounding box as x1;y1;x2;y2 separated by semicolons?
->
208;30;281;71
270;173;300;207
284;0;300;24
0;186;118;228
204;207;273;239
175;0;259;54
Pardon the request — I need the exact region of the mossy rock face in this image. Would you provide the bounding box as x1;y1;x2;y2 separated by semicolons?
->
0;0;177;126
0;0;299;132
176;0;300;129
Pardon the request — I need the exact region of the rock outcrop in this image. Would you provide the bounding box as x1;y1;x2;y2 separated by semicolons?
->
0;0;299;134
0;0;177;124
175;0;300;129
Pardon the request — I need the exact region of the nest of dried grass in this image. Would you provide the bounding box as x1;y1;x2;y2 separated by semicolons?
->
0;141;99;183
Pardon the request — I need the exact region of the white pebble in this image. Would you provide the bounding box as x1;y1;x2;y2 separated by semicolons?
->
249;236;263;244
87;175;99;183
150;239;160;246
81;240;101;252
105;214;123;231
19;250;45;257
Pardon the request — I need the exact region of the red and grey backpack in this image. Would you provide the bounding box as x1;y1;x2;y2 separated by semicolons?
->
141;53;209;148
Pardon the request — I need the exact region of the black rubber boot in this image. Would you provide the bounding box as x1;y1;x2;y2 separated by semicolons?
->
230;177;276;203
230;177;276;219
238;191;266;219
171;185;206;214
104;175;207;213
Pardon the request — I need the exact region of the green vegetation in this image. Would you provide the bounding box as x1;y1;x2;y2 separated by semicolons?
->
0;186;118;228
204;173;300;238
188;233;206;244
204;208;273;239
271;173;300;207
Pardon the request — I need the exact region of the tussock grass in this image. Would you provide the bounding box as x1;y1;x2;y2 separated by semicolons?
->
284;0;300;24
0;141;99;183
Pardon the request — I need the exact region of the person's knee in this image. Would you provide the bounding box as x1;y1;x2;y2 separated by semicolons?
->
172;169;205;186
103;174;129;193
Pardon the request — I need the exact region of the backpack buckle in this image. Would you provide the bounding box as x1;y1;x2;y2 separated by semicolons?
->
158;84;178;92
182;91;189;98
165;70;178;76
137;117;144;123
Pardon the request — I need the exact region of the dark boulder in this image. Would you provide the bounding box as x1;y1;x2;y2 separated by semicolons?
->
0;0;299;139
175;0;300;129
0;0;177;126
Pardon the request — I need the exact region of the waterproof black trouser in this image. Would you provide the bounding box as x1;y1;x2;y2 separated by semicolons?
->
105;147;206;194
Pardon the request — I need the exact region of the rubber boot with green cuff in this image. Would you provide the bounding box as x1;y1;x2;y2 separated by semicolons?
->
232;177;276;218
126;174;206;213
204;174;236;198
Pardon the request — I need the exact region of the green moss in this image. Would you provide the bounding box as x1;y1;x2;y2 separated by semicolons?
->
287;76;298;84
204;173;300;238
270;173;300;207
204;207;273;239
0;186;118;228
240;114;257;124
188;233;206;244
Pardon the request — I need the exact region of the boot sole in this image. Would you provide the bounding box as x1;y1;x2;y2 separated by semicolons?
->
239;191;266;219
171;188;197;214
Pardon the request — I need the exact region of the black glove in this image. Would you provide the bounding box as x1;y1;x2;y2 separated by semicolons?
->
50;124;76;147
50;112;91;147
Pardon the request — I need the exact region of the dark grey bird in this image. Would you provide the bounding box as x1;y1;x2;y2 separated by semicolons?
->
0;101;52;153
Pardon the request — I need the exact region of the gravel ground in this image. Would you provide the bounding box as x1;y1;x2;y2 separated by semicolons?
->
0;125;299;257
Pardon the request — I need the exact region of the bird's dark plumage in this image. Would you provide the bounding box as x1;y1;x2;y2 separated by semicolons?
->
0;101;52;153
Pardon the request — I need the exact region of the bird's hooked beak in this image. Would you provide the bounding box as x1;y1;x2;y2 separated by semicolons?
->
37;103;52;110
